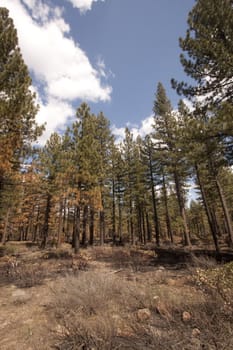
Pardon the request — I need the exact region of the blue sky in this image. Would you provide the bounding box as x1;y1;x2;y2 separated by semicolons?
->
3;0;195;144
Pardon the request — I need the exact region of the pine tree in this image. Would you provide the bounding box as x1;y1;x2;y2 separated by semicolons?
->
0;8;42;222
172;0;233;105
0;8;42;173
153;83;191;246
141;135;161;245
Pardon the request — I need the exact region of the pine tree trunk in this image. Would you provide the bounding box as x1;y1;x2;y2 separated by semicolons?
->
33;205;40;242
215;178;233;247
146;211;152;242
82;204;88;246
162;171;173;243
1;207;10;244
73;205;80;254
57;199;63;248
89;207;94;245
149;158;160;246
129;201;135;245
41;193;51;249
137;205;143;243
174;171;191;246
99;210;105;245
142;207;146;244
112;179;116;244
118;202;122;243
195;164;220;252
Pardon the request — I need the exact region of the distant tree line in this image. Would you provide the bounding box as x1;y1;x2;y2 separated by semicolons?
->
0;0;233;252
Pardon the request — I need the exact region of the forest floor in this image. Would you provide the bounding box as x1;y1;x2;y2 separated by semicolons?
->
0;242;232;350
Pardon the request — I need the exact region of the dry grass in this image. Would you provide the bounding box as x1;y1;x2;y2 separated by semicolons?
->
0;243;232;349
3;259;46;288
51;264;233;350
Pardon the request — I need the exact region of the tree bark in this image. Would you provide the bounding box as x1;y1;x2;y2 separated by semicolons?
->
73;205;80;254
174;171;191;246
89;207;94;245
162;171;173;243
215;177;233;247
82;204;88;246
1;207;10;244
41;193;51;249
149;157;160;246
195;164;220;252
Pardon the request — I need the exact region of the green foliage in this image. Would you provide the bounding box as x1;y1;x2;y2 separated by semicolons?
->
0;8;42;176
172;0;233;104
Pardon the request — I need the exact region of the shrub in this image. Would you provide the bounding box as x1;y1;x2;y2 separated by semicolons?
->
5;259;46;288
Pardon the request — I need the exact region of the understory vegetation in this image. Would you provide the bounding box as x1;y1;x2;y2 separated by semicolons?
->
0;243;232;350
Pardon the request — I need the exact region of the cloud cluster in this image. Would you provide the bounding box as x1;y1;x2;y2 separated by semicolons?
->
2;0;111;145
66;0;105;13
112;115;154;143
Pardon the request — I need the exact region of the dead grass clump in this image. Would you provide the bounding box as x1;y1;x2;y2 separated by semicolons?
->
5;259;46;288
196;261;233;306
42;248;72;260
189;254;218;269
95;246;153;272
0;244;17;257
52;271;158;349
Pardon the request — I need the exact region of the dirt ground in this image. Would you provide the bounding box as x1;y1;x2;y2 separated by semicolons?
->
0;242;232;350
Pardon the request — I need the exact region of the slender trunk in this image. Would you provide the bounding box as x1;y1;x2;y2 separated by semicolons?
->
1;207;11;244
41;193;51;249
118;201;122;242
57;199;63;247
174;171;191;246
146;211;152;242
162;171;173;243
73;205;80;254
33;205;40;242
99;210;105;245
195;164;220;252
215;178;233;247
137;204;143;243
149;157;160;246
142;206;146;244
129;199;135;244
82;204;88;246
112;178;116;244
89;207;94;245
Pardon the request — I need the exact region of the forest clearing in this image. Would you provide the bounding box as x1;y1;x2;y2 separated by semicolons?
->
0;242;232;350
1;0;233;348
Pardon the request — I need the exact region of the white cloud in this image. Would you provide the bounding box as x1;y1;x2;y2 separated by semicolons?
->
2;0;112;145
36;98;75;146
112;115;154;143
66;0;105;13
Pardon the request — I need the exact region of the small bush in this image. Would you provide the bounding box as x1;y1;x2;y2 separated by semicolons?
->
5;259;45;288
42;248;72;260
0;244;17;257
196;261;233;305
